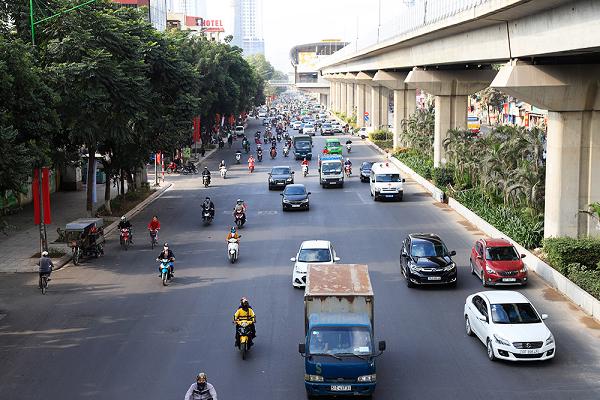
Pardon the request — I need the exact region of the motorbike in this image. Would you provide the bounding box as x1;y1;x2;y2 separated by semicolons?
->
157;258;173;286
276;134;282;142
346;143;352;153
234;210;245;229
182;163;198;175
218;139;224;149
227;237;240;263
220;166;227;178
302;164;309;177
283;146;289;157
270;148;277;159
235;152;242;164
149;229;158;249
202;208;213;225
248;163;255;173
243;142;250;153
166;162;180;174
257;151;263;162
119;228;131;250
202;174;211;187
236;319;254;359
345;164;352;177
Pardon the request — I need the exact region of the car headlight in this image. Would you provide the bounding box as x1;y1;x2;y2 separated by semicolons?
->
443;262;456;271
519;265;528;273
357;374;376;382
304;374;323;382
269;178;274;182
283;199;291;203
300;198;309;203
493;334;511;346
486;267;496;275
545;334;554;346
408;262;420;273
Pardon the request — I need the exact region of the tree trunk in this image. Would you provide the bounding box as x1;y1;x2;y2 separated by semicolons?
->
86;145;96;214
104;171;112;215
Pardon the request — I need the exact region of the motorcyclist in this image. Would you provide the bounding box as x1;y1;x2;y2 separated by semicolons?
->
233;199;247;225
344;158;352;168
156;243;175;276
235;149;242;163
147;215;160;240
270;145;277;158
226;226;240;242
202;167;211;184
38;250;54;289
233;297;256;348
301;157;309;170
218;160;226;170
184;372;218;400
118;216;133;244
248;155;255;172
345;139;353;146
202;197;215;219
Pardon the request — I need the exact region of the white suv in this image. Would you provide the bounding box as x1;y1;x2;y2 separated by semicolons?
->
291;240;339;288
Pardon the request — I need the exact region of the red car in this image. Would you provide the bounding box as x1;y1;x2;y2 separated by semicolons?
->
470;238;528;286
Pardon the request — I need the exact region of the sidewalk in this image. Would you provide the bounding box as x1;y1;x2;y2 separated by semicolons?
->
0;148;218;274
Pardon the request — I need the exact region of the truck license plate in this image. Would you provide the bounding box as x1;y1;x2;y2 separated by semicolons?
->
503;278;517;282
331;385;351;391
428;276;442;281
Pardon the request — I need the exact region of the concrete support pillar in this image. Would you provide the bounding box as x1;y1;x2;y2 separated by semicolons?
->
356;84;366;128
492;61;600;238
370;85;382;129
379;87;389;128
335;81;342;112
406;68;495;167
346;83;355;120
392;88;417;148
340;82;348;116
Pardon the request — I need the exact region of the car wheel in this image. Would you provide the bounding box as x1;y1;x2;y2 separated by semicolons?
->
470;260;476;275
487;339;496;361
398;193;403;201
465;316;474;337
404;267;415;288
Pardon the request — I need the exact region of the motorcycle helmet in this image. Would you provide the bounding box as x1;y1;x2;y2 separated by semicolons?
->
197;372;207;387
41;251;49;257
240;297;249;309
163;243;169;249
230;226;237;234
120;216;126;221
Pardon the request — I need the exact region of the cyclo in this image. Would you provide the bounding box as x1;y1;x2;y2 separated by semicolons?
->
64;218;105;265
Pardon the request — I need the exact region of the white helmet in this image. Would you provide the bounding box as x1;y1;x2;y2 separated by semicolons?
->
41;251;49;257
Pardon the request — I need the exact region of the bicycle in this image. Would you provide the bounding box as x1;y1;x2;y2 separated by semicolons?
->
40;273;50;295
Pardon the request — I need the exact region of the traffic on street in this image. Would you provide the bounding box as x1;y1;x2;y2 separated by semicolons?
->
1;96;600;400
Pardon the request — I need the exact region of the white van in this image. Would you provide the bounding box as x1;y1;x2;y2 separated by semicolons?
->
370;161;405;201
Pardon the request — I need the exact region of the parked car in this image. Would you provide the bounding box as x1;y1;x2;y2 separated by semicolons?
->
281;184;310;211
470;238;528;286
268;166;294;190
360;161;374;182
358;127;368;139
291;240;339;288
400;233;457;288
464;291;555;361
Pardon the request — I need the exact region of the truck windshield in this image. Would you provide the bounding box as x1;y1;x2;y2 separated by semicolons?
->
309;326;372;356
322;163;342;174
298;249;331;262
375;174;401;182
295;141;311;150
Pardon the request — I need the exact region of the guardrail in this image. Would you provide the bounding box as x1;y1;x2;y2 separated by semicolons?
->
328;0;491;64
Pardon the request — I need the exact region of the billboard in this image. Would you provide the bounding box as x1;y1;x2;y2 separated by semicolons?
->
297;51;318;71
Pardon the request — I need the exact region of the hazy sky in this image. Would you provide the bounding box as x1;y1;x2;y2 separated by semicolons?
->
262;0;382;72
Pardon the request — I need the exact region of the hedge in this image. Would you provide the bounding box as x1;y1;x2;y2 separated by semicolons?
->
542;237;600;274
394;149;433;180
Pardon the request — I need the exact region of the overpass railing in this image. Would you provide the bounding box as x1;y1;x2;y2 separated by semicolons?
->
327;0;491;65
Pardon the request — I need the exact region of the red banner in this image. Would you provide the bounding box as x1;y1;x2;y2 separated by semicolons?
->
193;117;201;143
33;169;40;225
42;168;51;224
156;152;161;164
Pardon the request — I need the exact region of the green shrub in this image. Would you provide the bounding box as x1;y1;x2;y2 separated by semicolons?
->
568;264;600;299
369;129;391;141
542;237;600;274
453;188;544;249
372;139;393;150
432;166;454;188
395;150;433;180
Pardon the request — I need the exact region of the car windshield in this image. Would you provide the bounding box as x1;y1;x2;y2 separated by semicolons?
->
411;239;448;257
271;168;290;175
323;124;331;128
295;141;310;149
375;174;401;182
285;186;305;195
305;124;313;128
309;326;372;356
361;163;373;170
486;246;520;261
236;127;243;130
490;303;541;324
298;248;331;262
322;163;342;174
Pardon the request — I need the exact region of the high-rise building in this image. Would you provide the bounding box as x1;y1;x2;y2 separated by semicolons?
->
112;0;168;31
208;0;264;55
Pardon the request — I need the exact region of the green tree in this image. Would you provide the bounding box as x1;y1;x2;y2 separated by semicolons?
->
245;53;275;81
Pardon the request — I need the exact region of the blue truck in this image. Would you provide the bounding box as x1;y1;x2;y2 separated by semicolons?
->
299;264;386;398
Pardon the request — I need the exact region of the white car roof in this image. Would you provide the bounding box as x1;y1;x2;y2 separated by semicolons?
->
479;290;529;304
370;161;400;174
300;240;331;250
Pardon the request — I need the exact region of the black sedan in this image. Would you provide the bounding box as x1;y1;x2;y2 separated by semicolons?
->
281;184;310;211
268;166;294;190
400;233;457;288
360;161;374;182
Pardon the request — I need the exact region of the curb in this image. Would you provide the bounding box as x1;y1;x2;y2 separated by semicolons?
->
55;182;173;271
365;139;600;323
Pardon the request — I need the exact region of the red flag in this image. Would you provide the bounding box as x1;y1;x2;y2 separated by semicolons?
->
33;169;40;225
193;117;201;143
42;167;51;225
156;152;161;164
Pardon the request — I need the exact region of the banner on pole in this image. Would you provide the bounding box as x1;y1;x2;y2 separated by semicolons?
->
42;167;51;224
33;169;40;225
193;117;201;143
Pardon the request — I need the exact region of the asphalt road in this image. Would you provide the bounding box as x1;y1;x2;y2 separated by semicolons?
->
1;118;600;400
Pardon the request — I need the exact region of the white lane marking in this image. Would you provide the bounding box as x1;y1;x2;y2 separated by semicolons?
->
356;192;371;205
257;210;278;215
